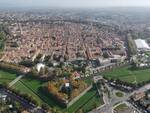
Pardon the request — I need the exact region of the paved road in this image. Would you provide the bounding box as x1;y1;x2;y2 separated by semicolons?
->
95;93;130;113
0;88;45;113
8;75;25;87
90;83;150;113
0;88;34;109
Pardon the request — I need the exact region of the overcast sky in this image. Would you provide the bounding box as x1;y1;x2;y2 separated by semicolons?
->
1;0;150;8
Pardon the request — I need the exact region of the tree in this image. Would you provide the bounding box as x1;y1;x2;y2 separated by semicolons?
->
19;60;35;67
47;82;58;94
93;102;97;108
127;33;137;56
51;107;57;113
78;109;83;113
42;103;50;111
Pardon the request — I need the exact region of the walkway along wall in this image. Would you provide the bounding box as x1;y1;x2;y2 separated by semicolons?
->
91;60;130;74
67;84;92;108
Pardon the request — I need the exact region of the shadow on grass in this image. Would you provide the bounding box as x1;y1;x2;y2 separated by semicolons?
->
20;79;66;111
21;77;65;109
128;65;150;71
37;87;66;110
128;66;138;71
23;76;44;85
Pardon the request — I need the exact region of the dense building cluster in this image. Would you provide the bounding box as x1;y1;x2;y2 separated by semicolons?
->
1;21;125;63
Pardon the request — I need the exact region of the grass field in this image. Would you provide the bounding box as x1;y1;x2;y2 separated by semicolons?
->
0;70;17;84
84;78;93;85
115;91;124;98
81;92;103;113
19;78;64;110
114;103;128;113
0;69;103;113
102;65;150;84
67;86;103;113
12;81;44;105
12;77;103;113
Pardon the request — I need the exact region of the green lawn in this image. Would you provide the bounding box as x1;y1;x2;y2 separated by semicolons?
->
84;78;93;85
67;87;103;113
115;91;124;98
67;88;96;113
19;78;64;110
12;77;103;113
0;70;17;84
0;69;103;113
114;103;128;113
21;78;103;113
12;80;44;106
81;92;104;113
102;65;150;84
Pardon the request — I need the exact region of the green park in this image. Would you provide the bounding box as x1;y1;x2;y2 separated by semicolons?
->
102;65;150;84
0;69;103;113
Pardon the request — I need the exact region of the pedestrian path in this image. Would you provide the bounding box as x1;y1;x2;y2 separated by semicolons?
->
9;75;24;87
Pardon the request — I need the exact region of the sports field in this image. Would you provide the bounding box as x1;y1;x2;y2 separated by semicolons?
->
102;65;150;84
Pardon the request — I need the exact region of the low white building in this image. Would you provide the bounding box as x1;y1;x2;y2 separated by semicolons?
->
135;39;150;51
36;63;45;72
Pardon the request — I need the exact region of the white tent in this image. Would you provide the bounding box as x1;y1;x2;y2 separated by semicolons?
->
135;39;150;50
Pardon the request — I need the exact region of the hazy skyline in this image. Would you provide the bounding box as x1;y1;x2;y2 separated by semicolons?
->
1;0;150;8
